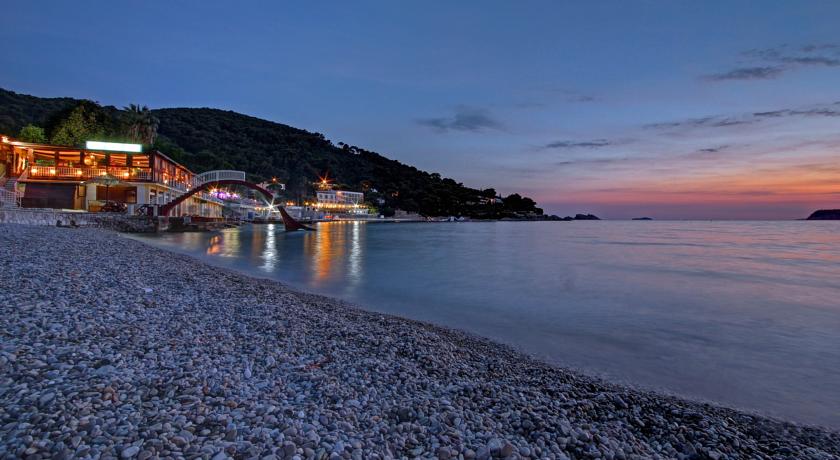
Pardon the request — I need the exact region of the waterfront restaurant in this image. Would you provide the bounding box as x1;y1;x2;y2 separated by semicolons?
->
0;136;222;217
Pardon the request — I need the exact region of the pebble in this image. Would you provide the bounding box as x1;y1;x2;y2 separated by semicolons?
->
0;225;837;460
121;446;140;458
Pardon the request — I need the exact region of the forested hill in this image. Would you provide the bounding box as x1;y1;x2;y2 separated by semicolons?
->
0;88;544;217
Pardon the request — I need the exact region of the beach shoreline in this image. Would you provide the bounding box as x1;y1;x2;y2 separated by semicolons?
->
1;224;838;459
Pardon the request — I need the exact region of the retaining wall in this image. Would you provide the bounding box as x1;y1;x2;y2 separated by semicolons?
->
0;208;157;233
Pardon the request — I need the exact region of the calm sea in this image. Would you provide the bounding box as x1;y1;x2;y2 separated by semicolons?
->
134;221;840;428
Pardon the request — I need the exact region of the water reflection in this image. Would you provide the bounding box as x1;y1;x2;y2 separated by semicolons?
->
300;221;366;289
348;221;363;286
260;224;277;272
251;226;264;259
205;229;241;257
195;223;367;288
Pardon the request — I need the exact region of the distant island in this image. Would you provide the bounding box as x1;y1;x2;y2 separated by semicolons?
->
633;217;653;220
806;209;840;220
540;213;602;221
502;213;600;221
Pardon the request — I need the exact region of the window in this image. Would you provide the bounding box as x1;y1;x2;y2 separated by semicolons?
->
109;154;127;167
58;151;81;167
33;151;55;166
131;154;150;168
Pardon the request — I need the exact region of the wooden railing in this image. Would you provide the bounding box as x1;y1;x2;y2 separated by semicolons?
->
28;166;153;181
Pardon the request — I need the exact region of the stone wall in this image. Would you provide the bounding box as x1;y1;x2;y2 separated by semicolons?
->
0;208;157;233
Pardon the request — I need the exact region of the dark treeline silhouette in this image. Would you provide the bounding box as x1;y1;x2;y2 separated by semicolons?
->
0;88;544;217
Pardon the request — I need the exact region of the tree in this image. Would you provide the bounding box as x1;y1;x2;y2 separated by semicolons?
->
503;193;539;213
480;188;497;198
18;124;46;143
48;101;109;146
123;104;159;145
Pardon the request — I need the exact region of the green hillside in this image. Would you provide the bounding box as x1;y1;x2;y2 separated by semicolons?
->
0;88;544;217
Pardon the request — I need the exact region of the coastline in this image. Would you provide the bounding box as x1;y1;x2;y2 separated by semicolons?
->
1;224;838;459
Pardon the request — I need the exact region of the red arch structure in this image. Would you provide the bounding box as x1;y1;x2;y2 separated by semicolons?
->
160;179;274;216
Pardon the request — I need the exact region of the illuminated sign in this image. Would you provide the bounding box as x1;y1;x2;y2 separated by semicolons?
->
85;141;143;153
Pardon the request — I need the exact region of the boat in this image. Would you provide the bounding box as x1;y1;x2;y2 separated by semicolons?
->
279;207;316;232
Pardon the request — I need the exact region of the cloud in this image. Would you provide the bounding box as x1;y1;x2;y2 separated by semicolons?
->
531;87;598;102
752;110;787;118
697;145;730;153
564;94;597;103
707;43;840;81
511;89;598;110
704;66;785;81
543;139;610;149
779;55;840;66
645;116;754;130
800;43;840;53
417;106;503;133
754;107;840;118
647;102;840;132
555;157;629;166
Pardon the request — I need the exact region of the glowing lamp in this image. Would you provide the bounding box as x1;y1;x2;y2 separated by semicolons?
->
31;168;38;174
49;168;56;175
85;141;142;153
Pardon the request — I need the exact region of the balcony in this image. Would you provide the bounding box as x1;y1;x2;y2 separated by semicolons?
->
28;166;153;182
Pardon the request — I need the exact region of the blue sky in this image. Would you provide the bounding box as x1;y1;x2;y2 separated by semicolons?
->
4;1;840;218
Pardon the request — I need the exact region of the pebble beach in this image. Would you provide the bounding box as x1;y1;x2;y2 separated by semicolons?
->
1;224;838;460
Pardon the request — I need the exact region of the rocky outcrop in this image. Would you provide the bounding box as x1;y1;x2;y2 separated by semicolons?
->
806;209;840;220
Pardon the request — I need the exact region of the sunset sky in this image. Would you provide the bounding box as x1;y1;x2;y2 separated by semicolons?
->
4;1;840;218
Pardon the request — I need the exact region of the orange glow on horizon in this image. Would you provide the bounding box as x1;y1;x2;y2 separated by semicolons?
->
544;160;840;207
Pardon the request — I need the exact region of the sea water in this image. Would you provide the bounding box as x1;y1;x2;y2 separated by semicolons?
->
136;221;840;428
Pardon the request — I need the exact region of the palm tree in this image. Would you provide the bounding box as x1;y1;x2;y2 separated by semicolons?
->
123;104;160;146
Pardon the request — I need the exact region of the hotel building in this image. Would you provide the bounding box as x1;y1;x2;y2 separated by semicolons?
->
315;190;368;214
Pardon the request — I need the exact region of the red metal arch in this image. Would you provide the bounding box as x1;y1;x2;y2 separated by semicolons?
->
160;179;274;216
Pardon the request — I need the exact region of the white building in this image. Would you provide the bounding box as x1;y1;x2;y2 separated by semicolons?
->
315;190;367;214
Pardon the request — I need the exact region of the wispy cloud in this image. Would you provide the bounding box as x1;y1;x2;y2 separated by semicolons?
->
563;93;597;103
705;43;840;81
704;66;784;81
543;139;610;149
645;116;754;130
696;145;730;154
753;106;840;118
417;106;503;133
647;102;840;132
555;157;630;166
509;89;598;111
